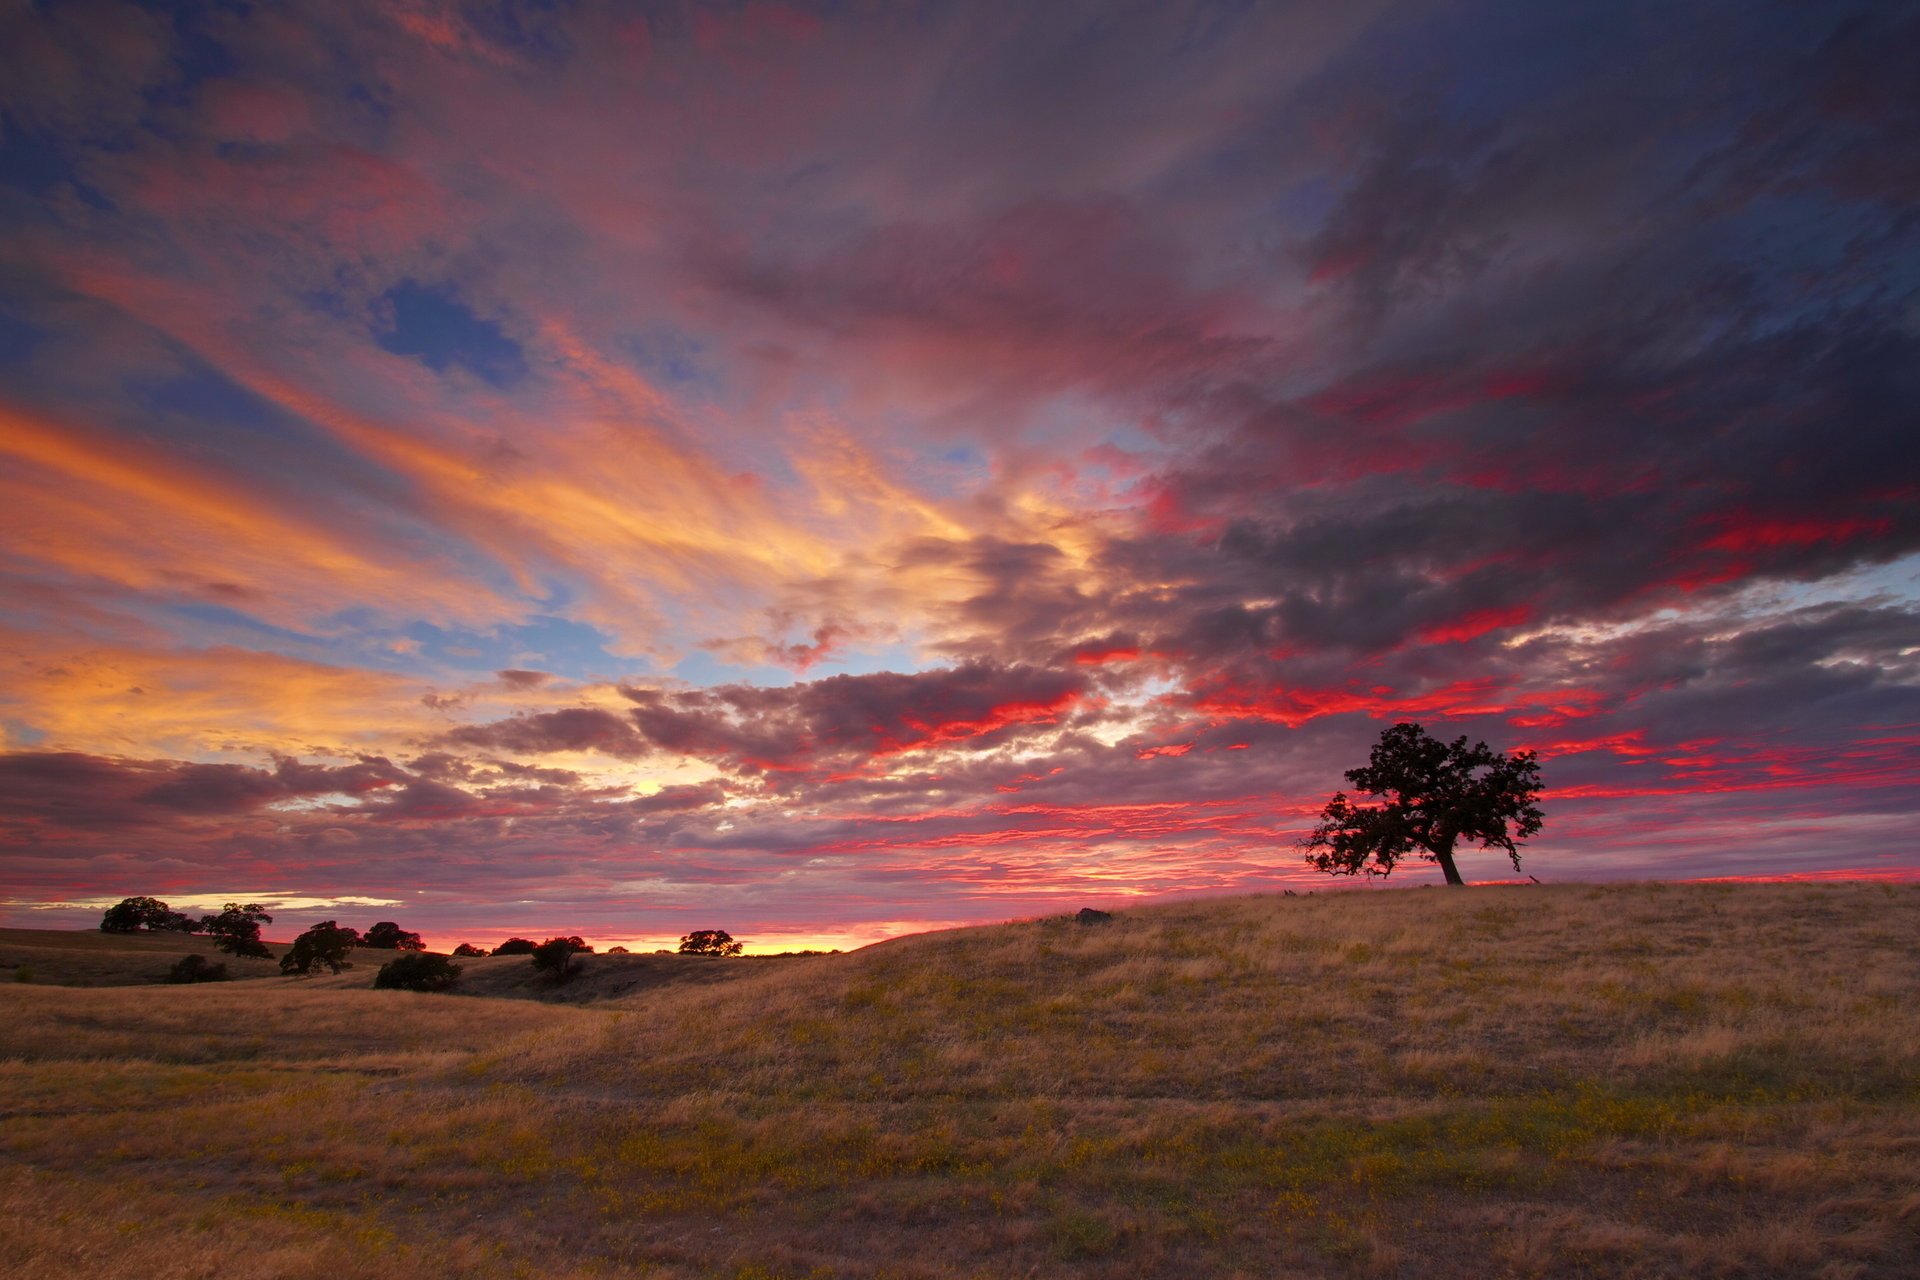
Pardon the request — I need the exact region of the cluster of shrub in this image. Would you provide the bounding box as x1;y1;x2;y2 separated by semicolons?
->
104;896;747;993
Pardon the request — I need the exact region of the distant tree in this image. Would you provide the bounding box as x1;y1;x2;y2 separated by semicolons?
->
678;930;743;957
374;952;462;992
492;937;538;956
164;954;229;984
451;943;486;958
361;921;425;951
605;945;630;955
530;936;589;981
155;909;202;933
100;896;171;932
199;903;273;958
280;921;361;975
1302;722;1545;887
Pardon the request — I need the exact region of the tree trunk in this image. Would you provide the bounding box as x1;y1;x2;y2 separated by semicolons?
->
1433;835;1466;886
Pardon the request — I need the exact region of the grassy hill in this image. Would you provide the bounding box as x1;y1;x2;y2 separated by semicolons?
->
0;927;792;1003
2;882;1917;1278
0;925;283;986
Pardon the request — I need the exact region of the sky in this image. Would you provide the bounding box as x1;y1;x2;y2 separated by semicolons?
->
1;0;1917;952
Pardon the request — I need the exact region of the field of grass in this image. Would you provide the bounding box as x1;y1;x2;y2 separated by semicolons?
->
3;882;1917;1278
0;926;283;987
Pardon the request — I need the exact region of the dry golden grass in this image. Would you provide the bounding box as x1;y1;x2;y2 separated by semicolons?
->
3;883;1918;1278
0;926;282;987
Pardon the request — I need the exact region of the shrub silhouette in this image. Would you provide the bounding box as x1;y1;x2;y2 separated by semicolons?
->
280;920;361;975
678;929;743;956
1303;721;1545;886
362;920;425;951
164;954;229;984
452;943;485;957
373;952;462;992
492;937;538;955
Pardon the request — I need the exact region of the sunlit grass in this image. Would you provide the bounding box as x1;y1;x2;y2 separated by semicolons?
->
2;882;1916;1277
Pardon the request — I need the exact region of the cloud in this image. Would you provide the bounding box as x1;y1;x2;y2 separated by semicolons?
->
0;0;1916;945
624;661;1090;775
441;707;651;759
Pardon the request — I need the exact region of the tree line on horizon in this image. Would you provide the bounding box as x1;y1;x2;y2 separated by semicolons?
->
99;898;751;991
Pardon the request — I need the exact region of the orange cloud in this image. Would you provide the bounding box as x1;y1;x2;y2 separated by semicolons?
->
0;403;495;627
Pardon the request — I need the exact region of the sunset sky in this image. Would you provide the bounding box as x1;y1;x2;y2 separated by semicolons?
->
2;1;1916;951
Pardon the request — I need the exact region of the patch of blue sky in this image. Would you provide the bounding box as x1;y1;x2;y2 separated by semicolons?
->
135;0;238;99
460;0;577;64
620;325;716;394
2;720;47;749
377;614;635;684
0;305;45;366
0;125;114;210
161;601;330;649
670;648;800;690
1763;553;1920;615
374;280;527;388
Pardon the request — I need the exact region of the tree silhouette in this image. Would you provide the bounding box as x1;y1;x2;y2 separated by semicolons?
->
492;937;538;955
361;921;425;951
530;936;589;981
374;952;462;992
678;930;743;956
100;896;170;932
199;903;274;958
280;920;361;975
1302;722;1544;886
452;943;486;957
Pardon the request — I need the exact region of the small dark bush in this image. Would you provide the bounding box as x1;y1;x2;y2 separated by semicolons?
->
164;954;229;984
373;952;462;992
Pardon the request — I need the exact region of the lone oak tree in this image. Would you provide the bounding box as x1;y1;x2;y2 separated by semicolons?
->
1303;722;1544;886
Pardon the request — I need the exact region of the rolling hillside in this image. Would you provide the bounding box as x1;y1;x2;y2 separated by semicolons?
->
3;882;1917;1278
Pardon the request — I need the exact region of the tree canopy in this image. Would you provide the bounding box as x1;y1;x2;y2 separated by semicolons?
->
491;937;538;955
678;930;743;957
374;951;462;992
100;896;170;933
280;920;361;975
530;936;588;981
1302;722;1544;886
361;920;425;951
199;903;273;958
